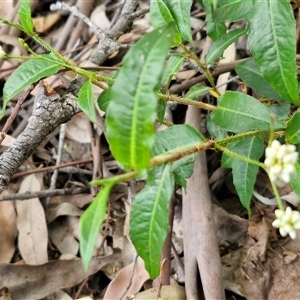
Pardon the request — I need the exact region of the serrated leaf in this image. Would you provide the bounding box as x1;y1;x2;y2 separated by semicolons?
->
185;84;209;100
18;0;33;34
206;113;227;139
221;136;264;214
165;0;193;44
286;110;300;144
235;58;285;101
130;164;175;278
105;23;175;172
2;54;61;119
152;124;205;187
79;183;113;270
211;91;285;133
150;0;181;46
160;54;185;88
205;27;246;64
78;80;96;123
213;0;253;22
247;0;298;104
290;163;300;198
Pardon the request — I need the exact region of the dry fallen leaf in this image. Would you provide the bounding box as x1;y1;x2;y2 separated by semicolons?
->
16;174;48;264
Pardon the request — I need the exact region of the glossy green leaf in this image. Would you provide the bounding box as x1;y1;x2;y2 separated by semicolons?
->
211;91;285;133
130;164;175;278
152;125;205;187
150;0;181;46
290;163;300;198
221;136;264;214
2;54;61;119
165;0;193;44
247;0;298;104
205;27;246;64
160;54;185;89
185;84;209;100
206;113;227;139
18;0;33;34
98;89;111;113
78;80;96;123
286;110;300;144
213;0;253;22
235;58;285;101
79;183;114;270
105;23;175;172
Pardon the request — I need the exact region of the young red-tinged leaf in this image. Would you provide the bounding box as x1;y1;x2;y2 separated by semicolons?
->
79;183;114;271
2;54;61;119
205;27;246;64
105;23;175;172
150;0;181;46
165;0;193;44
211;91;285;133
221;137;264;215
213;0;253;22
247;0;299;104
235;58;285;102
78;80;96;123
286;110;300;144
130;164;175;279
18;0;34;34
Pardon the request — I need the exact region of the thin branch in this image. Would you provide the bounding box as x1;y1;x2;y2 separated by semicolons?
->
0;187;89;201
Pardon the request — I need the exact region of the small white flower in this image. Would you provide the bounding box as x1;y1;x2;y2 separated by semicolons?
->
0;46;5;58
264;140;298;185
272;207;300;239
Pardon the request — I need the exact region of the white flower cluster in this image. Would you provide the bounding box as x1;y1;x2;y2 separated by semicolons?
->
264;140;298;185
272;207;300;239
0;46;5;58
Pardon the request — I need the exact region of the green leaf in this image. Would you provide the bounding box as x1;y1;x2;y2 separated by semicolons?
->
235;58;285;102
97;89;112;113
185;84;209;100
2;54;61;119
165;0;193;44
160;54;185;89
211;91;285;133
247;0;299;104
205;27;246;64
18;0;34;34
130;164;175;278
150;0;181;46
286;110;300;144
152;125;205;187
79;183;114;270
105;23;175;172
157;98;167;124
269;102;290;121
206;113;227;139
213;0;254;22
290;163;300;198
0;18;23;30
221;136;264;214
78;80;96;123
199;0;226;41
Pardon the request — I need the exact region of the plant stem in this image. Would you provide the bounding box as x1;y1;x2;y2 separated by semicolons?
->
179;43;220;97
214;143;264;168
269;178;284;210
